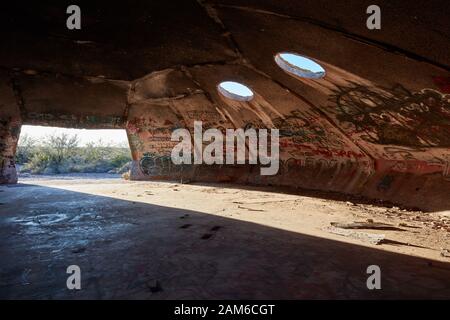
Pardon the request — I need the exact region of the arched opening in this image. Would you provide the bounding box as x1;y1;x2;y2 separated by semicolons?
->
16;125;132;180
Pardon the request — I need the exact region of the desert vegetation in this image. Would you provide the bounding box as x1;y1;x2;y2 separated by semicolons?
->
16;133;131;175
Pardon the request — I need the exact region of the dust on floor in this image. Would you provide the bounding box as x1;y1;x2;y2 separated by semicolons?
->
0;177;449;299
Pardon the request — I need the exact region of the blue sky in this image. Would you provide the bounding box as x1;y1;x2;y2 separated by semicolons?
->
219;81;254;97
218;54;324;97
280;53;325;73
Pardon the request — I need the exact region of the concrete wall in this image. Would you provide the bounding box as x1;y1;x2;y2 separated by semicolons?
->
124;65;450;211
2;57;449;211
0;71;22;184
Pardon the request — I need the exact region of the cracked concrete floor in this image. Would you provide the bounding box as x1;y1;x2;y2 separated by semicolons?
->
1;176;449;299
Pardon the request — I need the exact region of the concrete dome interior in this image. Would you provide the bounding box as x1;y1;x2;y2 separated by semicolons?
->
0;1;449;300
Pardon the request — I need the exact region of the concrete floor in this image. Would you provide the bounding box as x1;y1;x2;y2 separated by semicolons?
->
1;176;449;299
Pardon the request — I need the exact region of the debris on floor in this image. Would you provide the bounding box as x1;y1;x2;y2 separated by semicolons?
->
330;221;405;231
1;177;449;299
238;205;265;212
325;226;386;245
441;249;450;258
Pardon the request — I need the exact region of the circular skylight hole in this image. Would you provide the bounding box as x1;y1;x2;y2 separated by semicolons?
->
275;52;326;79
217;81;254;101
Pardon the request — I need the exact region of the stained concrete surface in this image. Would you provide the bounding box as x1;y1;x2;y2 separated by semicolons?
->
1;176;449;299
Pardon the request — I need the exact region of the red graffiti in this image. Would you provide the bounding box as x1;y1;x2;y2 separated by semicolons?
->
432;76;450;93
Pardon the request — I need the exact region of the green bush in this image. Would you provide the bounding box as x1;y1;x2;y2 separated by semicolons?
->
26;150;52;174
16;132;132;174
111;151;131;168
15;134;37;164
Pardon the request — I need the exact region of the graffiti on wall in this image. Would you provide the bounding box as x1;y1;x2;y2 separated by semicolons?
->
239;109;348;151
433;76;450;94
139;152;183;176
329;84;450;148
273;109;347;150
130;104;370;179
